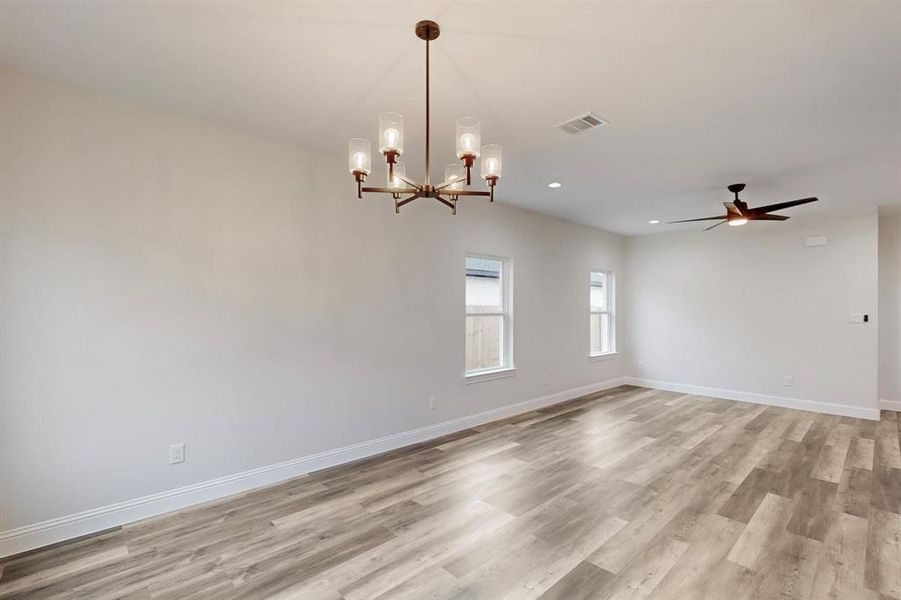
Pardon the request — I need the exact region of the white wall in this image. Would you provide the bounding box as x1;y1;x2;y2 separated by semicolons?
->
0;70;626;538
625;212;879;417
879;208;901;406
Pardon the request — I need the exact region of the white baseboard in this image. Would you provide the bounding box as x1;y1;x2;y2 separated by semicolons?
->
0;377;626;559
625;377;880;421
880;398;901;412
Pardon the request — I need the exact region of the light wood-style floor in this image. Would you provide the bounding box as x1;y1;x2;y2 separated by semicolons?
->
2;386;900;599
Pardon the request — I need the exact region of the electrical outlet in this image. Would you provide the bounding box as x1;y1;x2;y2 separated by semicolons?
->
783;376;794;387
637;360;645;372
542;373;549;386
428;396;437;411
169;443;185;464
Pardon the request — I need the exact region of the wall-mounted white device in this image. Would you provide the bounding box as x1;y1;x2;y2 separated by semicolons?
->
169;443;185;464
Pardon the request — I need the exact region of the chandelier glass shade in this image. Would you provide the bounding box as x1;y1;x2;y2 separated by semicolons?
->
348;138;371;176
378;112;404;155
348;20;502;214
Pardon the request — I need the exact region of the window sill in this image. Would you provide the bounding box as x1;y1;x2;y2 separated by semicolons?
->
464;367;517;384
589;352;619;362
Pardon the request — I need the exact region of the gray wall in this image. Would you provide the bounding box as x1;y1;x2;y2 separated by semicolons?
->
625;212;879;413
879;208;901;404
0;70;626;532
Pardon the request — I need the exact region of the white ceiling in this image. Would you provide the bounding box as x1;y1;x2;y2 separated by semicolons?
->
2;1;899;235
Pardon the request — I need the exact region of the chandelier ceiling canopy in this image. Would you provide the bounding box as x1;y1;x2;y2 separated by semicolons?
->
348;20;503;215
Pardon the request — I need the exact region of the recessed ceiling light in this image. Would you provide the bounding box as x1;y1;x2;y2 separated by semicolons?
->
648;220;660;224
547;182;562;189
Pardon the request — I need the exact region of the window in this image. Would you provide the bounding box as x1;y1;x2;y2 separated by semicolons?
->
465;255;512;377
590;270;615;356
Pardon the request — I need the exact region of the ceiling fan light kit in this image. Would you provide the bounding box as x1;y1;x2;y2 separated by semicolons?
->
669;183;818;231
348;20;502;215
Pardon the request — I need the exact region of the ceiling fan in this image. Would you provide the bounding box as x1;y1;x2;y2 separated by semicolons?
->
669;184;818;230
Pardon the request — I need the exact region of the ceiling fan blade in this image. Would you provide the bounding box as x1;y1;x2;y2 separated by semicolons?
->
704;220;728;231
752;214;789;221
668;215;728;223
748;197;818;216
724;202;743;216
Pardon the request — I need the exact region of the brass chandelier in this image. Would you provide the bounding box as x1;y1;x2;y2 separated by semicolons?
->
348;20;503;215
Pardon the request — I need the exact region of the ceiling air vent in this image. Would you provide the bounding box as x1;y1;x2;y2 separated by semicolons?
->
555;112;608;135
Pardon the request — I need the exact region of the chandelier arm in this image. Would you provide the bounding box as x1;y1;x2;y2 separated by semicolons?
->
394;174;422;189
433;179;461;191
446;190;491;197
433;195;455;211
362;186;419;195
396;193;422;209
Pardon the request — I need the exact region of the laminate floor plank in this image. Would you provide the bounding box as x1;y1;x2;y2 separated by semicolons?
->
535;560;614;600
726;492;796;569
864;508;901;598
809;512;879;600
875;411;901;470
738;528;821;600
847;436;876;470
718;468;780;523
650;513;746;598
835;466;872;518
2;386;898;600
785;477;839;541
811;423;856;483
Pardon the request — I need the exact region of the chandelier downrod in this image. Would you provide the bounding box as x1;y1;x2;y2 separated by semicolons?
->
416;19;439;188
425;35;430;187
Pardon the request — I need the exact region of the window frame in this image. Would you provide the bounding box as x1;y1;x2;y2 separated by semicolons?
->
464;253;515;382
589;269;616;359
